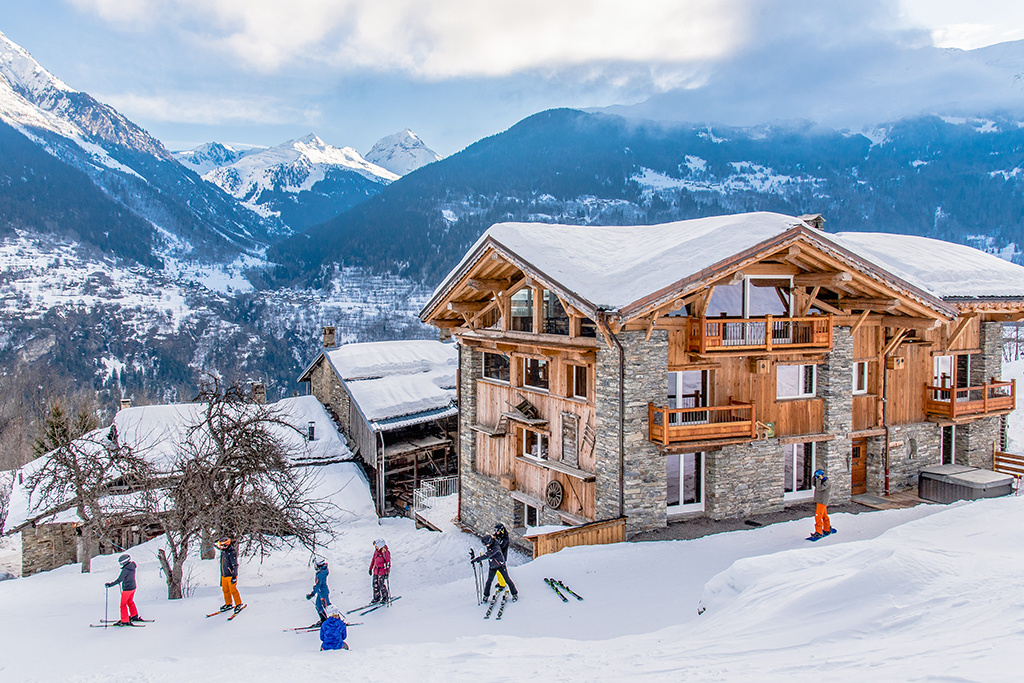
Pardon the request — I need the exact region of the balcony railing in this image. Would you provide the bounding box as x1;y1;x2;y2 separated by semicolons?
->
687;314;832;354
648;400;756;445
923;379;1016;420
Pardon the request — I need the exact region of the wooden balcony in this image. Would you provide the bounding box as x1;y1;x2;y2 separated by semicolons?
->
687;314;832;354
924;379;1016;420
648;400;756;445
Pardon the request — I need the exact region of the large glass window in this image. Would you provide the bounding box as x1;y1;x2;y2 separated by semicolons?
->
483;352;510;382
667;370;708;424
542;289;570;335
522;428;548;460
777;364;816;399
511;288;533;332
783;443;815;500
667;452;704;513
579;318;598;338
523;357;549;390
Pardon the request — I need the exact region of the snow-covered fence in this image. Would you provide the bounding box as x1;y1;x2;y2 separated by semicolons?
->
413;475;458;513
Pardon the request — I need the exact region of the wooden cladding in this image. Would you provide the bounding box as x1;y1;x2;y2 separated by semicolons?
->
923;379;1016;419
523;517;626;559
648;400;756;445
687;315;832;354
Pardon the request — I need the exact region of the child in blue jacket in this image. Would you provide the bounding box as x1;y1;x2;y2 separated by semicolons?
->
320;605;348;651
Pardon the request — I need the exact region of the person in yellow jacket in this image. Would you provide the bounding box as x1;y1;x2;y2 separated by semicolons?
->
216;537;243;612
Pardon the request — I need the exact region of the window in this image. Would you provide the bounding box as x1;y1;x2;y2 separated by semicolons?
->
522;428;548;460
667;452;704;513
783;442;815;500
852;361;869;395
483;352;510;382
570;365;588;399
511;288;533;332
777;364;816;399
579;318;598;338
542;289;570;335
941;425;955;465
522;357;549;390
667;370;708;425
516;500;540;527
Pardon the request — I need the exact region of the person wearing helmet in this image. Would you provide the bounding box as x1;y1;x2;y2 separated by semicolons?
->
306;559;330;625
471;534;518;602
105;553;141;626
368;539;390;604
319;604;349;651
492;523;510;589
215;537;242;611
810;469;833;539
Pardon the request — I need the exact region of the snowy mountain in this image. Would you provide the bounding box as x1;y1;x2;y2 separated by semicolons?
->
365;129;442;176
202;134;398;231
172;142;265;176
0;30;282;262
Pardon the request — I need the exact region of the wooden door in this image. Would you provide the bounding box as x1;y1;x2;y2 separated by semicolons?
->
851;439;867;495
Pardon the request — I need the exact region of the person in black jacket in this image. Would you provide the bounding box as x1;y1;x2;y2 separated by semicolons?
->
471;535;518;602
492;523;510;589
216;537;242;611
105;553;142;626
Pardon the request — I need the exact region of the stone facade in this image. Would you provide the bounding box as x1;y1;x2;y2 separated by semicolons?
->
594;329;668;535
957;416;1001;469
21;523;78;576
705;438;784;518
865;422;942;494
308;358;351;431
818;326;854;501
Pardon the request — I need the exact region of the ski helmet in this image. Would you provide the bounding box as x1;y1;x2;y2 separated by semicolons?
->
118;554;131;566
483;534;496;546
373;538;386;549
493;523;506;535
813;469;825;479
314;558;328;570
326;604;341;617
215;537;232;549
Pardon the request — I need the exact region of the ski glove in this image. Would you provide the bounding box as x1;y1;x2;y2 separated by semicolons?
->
105;582;114;587
306;593;313;600
231;578;237;584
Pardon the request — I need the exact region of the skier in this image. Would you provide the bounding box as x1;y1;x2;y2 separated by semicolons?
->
216;537;243;611
105;553;142;626
809;469;833;539
368;538;390;604
319;605;349;651
492;523;510;589
471;534;518;602
306;558;330;625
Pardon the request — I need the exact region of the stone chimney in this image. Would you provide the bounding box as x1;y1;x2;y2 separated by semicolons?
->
322;326;336;348
120;398;132;410
251;381;266;405
798;213;826;230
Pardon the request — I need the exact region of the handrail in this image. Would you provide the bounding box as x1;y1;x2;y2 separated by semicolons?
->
688;314;832;353
923;378;1016;419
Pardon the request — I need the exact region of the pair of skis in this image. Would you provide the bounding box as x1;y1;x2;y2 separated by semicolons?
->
544;578;583;602
283;622;362;633
205;604;247;620
345;596;401;616
483;585;510;620
88;618;153;628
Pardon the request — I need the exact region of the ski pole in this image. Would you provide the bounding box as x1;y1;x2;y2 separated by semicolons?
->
104;585;109;629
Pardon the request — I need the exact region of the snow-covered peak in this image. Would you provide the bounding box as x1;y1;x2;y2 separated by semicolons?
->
173;142;264;176
0;29;74;101
365;128;442;176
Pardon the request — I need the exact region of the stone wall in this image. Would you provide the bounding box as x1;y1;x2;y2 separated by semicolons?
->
818;326;854;501
308;360;351;432
865;422;942;494
594;329;668;535
972;321;1004;384
705;438;784;518
21;523;78;576
957;416;1001;468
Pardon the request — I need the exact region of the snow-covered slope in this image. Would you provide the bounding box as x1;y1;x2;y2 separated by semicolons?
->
365;129;442;176
173;142;265;176
2;461;1021;680
202;134;398;230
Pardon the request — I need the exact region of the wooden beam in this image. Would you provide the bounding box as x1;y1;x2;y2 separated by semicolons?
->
881;329;910;357
942;314;975;353
793;271;853;287
851;310;871;335
809;297;844;315
798;286;820;316
695;287;715;317
839;297;901;311
742;263;802;276
467;278;511;292
879;315;942;330
645;311;662;342
448;300;489;313
431;318;464;329
712;271;745;286
781;245;802;265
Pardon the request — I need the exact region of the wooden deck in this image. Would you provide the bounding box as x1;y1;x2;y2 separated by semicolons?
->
687;314;832;354
923;379;1015;420
851;491;931;510
648;400;755;445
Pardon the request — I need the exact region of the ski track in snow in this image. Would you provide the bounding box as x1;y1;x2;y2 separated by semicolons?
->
3;464;1023;681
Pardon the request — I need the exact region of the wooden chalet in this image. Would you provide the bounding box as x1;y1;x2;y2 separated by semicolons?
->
420;211;1024;545
299;336;459;516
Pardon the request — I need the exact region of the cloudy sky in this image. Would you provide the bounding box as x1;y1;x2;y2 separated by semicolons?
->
2;1;1024;156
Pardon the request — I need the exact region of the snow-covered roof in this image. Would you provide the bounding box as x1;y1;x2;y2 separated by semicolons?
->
348;375;457;427
832;232;1024;300
325;339;457;382
3;396;352;533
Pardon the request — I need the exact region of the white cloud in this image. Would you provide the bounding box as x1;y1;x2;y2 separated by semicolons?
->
94;91;318;125
70;0;749;77
899;0;1024;49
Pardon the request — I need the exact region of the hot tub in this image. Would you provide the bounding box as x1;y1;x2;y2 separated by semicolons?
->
918;464;1014;504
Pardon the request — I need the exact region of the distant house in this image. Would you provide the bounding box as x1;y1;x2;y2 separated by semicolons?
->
299;336;459;516
3;395;350;575
420;211;1023;547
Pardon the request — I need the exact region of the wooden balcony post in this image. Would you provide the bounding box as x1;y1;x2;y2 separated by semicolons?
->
750;401;757;439
1013;379;1017;411
700;317;708;354
765;314;773;352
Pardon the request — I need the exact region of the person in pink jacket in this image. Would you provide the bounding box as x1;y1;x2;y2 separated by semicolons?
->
368;539;391;604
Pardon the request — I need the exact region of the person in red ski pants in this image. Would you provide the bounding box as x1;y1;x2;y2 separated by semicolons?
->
105;553;141;626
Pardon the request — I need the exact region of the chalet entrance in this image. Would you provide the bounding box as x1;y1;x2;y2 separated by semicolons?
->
667;452;704;514
851;438;867;495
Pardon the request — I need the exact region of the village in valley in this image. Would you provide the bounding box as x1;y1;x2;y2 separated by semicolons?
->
4;3;1024;682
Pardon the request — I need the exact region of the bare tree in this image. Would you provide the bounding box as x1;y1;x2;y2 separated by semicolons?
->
151;379;335;599
0;470;12;533
26;403;155;573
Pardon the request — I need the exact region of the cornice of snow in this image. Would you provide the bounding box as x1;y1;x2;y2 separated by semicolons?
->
366;128;442;176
